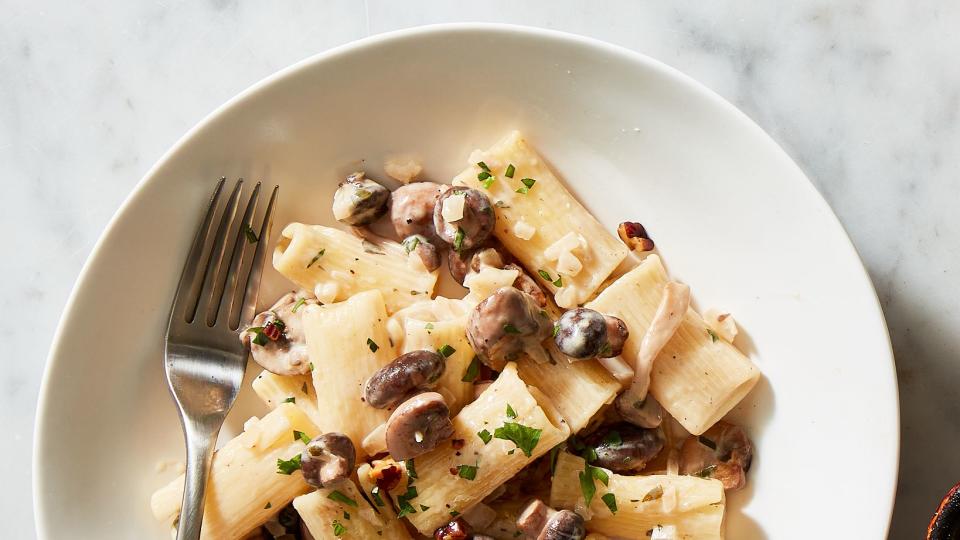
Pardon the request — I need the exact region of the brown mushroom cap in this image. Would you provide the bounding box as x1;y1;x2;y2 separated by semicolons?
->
602;315;629;358
390;182;448;245
385;392;454;461
679;421;754;490
504;264;547;308
332;172;390;226
403;234;442;272
433;188;496;251
583;422;664;474
554;308;607;359
363;350;446;409
466;287;554;370
240;291;316;376
538;510;586;540
300;432;356;489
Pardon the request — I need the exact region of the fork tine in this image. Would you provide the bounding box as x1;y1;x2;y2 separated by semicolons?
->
239;185;279;327
170;178;226;324
216;182;261;329
195;179;244;325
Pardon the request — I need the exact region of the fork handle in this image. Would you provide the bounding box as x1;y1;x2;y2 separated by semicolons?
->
176;422;220;540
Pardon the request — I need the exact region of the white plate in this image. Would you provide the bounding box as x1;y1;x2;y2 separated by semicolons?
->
34;24;898;539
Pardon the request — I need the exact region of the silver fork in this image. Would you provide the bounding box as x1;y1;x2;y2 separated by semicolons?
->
164;178;278;540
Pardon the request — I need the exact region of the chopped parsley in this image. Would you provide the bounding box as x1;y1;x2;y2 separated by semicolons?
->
395;485;419;518
405;459;418;480
424;322;434;330
247;326;269;346
283;396;296;404
438;344;456;358
494;200;510;208
581;446;598;463
477;429;493;444
706;329;719;342
243;223;259;244
264;501;272;509
276;454;302;475
591;465;609;486
515;178;536;194
482;176;496;189
457;464;479;480
370;486;385;507
366;338;379;353
453;227;466;252
603;430;622;446
695;464;717;478
493;422;542;457
601;493;618;514
419;504;430;512
291;297;307;313
461;356;481;382
477;161;491;172
306;249;325;269
328;490;358;507
331;519;346;537
505;164;516;178
301;381;309;394
698;435;717;450
449;510;460;517
506;404;517;419
503;323;521;334
403;236;421;254
578;468;597;505
293;430;312;444
537;269;563;287
549;445;562;476
308;362;315;371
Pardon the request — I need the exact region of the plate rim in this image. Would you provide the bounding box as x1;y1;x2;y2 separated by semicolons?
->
32;22;900;538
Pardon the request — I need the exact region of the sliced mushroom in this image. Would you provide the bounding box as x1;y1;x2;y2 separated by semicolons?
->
434;517;471;540
617;281;691;410
385;392;454;461
434;188;496;251
390;181;448;245
679;421;753;491
403;234;442;272
363;350;446;409
466;287;554;370
517;500;586;540
617;221;655;252
240;291;317;375
332;172;390;226
583;423;664;474
505;263;547;308
300;432;356;489
554;308;629;359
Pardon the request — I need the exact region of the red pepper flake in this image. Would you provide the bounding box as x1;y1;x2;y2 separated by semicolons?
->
262;321;283;341
449;467;459;475
451;439;466;450
372;463;403;492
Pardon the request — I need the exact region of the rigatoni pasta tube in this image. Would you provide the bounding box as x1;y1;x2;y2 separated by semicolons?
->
251;370;327;430
273;223;438;313
586;255;760;435
293;479;406;539
515;356;619;434
393;363;570;535
550;453;725;539
453;131;628;308
302;289;395;452
150;404;317;540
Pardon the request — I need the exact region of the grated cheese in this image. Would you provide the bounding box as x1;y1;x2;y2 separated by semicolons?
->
513;220;536;240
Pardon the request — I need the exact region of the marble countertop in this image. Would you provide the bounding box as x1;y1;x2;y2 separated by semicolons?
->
3;1;956;537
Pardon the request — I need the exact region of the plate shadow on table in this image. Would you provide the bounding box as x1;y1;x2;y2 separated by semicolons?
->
883;286;960;538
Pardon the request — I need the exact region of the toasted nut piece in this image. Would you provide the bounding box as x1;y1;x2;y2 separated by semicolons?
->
617;221;655;251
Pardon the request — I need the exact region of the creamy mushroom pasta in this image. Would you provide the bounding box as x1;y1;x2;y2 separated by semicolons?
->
151;131;761;540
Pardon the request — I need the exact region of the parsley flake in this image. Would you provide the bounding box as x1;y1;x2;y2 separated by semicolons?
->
505;164;516;178
493;422;542;457
461;356;481;382
264;501;272;509
291;297;307;313
405;459;418;480
503;323;521;334
457;464;479;480
707;328;719;342
601;493;618;514
243;223;259;244
578;468;597;505
283;396;296;404
328;490;358;507
478;429;492;444
506;404;517;419
306;249;325;269
332;519;347;536
366;338;379;353
370;486;385;507
438;344;456;358
293;430;312;444
453;227;466;252
276;454;302;475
